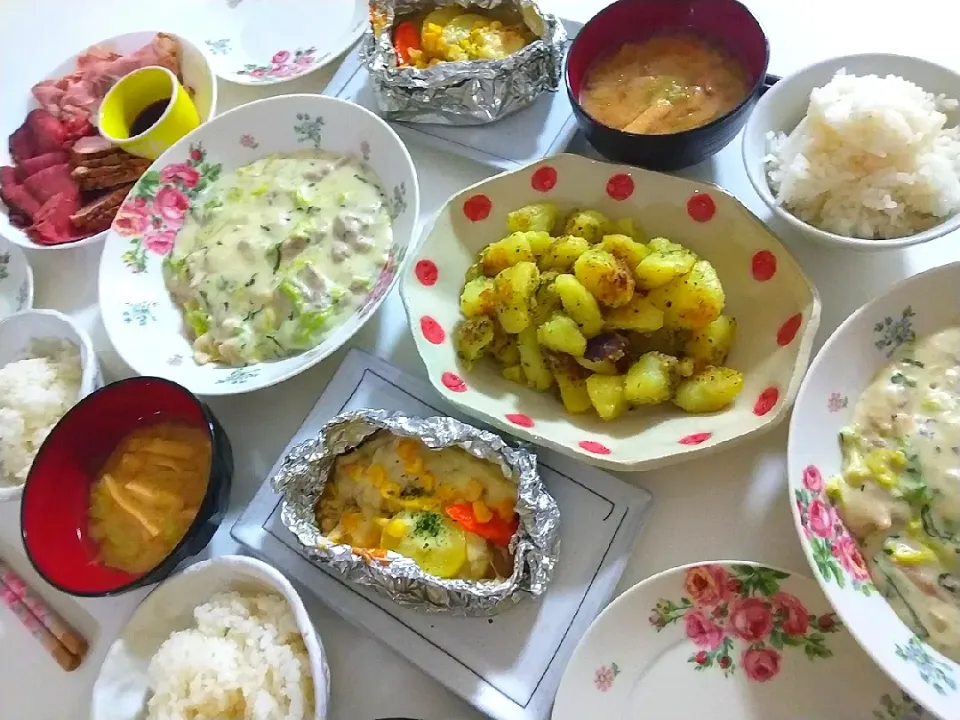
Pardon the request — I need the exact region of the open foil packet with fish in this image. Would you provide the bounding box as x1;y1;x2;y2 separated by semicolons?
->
362;0;567;125
273;409;560;614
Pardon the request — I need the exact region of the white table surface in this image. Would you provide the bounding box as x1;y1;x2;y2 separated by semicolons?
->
1;1;958;718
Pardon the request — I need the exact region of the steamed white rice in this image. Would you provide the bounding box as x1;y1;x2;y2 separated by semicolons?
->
147;591;315;720
765;69;960;239
0;340;82;487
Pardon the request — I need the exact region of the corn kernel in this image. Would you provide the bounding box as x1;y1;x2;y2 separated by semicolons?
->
473;500;493;524
420;472;436;491
397;439;420;461
381;482;401;500
384;519;408;539
496;498;515;521
403;456;425;476
464;478;484;503
368;464;387;487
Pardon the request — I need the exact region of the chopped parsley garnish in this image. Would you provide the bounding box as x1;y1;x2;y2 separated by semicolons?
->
900;449;932;507
890;372;917;388
245;274;258;287
261;224;272;232
903;358;925;368
413;511;442;538
400;486;427;498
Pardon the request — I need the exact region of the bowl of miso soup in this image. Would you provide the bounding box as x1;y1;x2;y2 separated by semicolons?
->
20;377;234;596
566;0;770;170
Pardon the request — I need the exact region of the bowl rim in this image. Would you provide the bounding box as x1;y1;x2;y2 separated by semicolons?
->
19;375;224;597
97;92;420;397
742;51;960;251
1;30;219;253
564;0;771;141
400;152;823;471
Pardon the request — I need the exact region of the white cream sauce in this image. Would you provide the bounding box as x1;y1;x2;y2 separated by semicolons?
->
164;151;393;366
834;327;960;661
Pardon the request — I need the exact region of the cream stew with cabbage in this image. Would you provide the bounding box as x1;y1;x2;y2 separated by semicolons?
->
163;151;392;366
831;327;960;661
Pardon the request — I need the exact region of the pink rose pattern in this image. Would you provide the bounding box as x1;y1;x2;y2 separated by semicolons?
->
237;46;318;81
117;142;222;273
647;564;840;683
795;464;876;595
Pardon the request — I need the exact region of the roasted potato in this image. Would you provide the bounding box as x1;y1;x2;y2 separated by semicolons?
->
647;260;725;329
604;295;664;332
555;274;604;337
563;209;610;243
545;353;593;414
464;262;483;282
612;217;646;242
598;233;650;269
684;315;736;370
517;325;553;391
454;317;495;369
537;313;587;356
494;262;539;333
481;233;534;276
576;356;619;375
460;276;496;317
673;366;744;413
489;325;521;366
539;235;590;272
506;202;559;234
629;327;690;357
586;374;628;420
525;231;555;256
531;271;562;326
624;352;678;405
634;237;698;290
574;249;636;308
583;332;630;365
678;357;696;377
502;364;525;384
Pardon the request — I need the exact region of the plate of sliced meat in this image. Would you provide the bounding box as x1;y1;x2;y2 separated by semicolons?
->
0;32;217;250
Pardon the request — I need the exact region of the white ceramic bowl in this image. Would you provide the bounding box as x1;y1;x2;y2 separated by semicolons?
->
0;236;34;318
0;31;218;251
98;93;419;396
401;153;821;471
742;53;960;251
0;309;103;502
91;555;331;720
788;260;960;719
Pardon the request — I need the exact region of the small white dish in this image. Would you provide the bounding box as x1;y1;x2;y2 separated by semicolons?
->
742;53;960;251
788;260;960;720
0;236;33;318
0;309;103;502
553;561;924;720
199;0;366;85
91;555;330;720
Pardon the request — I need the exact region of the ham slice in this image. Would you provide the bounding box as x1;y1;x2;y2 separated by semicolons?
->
22;164;78;205
0;167;41;225
28;191;84;245
25;109;69;154
16;152;69;181
9;124;38;164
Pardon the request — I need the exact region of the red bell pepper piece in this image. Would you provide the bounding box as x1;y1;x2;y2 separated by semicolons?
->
393;21;421;66
445;503;519;547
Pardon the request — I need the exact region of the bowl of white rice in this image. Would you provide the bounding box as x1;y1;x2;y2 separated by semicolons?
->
92;554;330;720
742;53;960;250
0;309;102;502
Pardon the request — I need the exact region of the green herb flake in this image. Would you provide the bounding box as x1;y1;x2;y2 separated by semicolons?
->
413;511;442;538
890;372;917;388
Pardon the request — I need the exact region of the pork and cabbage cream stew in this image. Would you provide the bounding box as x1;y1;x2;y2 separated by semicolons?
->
163;151;393;366
831;327;960;662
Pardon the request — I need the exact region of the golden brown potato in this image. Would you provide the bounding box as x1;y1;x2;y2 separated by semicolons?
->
537;313;587;356
530;271;562;326
624;352;678;405
673;366;744;413
545;353;593;414
517;325;553;391
454;317;495;369
586;374;628;420
628;327;691;357
502;364;525;384
604;295;665;332
576;356;619;375
563;209;610;243
494;262;539;334
611;217;647;242
525;231;555;257
684;315;736;370
539;235;590;272
598;234;650;269
506;202;559;234
647;260;725;329
489;325;521;366
464;262;483;282
460;277;496;317
481;233;535;276
677;357;696;377
574;249;636;308
634;237;698;290
555;274;604;337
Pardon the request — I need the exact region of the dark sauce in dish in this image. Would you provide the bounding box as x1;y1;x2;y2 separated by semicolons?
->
130;98;170;137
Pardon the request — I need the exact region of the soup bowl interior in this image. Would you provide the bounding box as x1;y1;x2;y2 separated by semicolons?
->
787;260;960;719
21;377;233;597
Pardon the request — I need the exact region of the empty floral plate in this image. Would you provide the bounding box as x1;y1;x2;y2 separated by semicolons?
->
400;153;820;471
553;562;924;720
788;261;960;720
199;0;367;85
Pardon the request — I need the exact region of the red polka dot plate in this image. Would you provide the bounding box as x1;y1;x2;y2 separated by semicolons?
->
401;154;821;471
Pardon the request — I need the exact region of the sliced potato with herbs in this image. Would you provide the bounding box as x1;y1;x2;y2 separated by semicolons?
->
573;248;636;308
460;276;496;316
517;325;553;391
611;217;646;242
489;325;521;366
545;353;593;414
576;356;619;375
494;261;539;333
647;260;725;329
684;315;736;369
598;233;650;268
563;209;610;243
502;364;525;384
673;366;744;413
624;351;678;405
634;237;698;289
454;317;495;369
555;273;604;337
539;235;590;272
586;374;628;420
506;202;559;234
629;326;690;357
537;313;587;356
604;295;665;332
481;233;534;276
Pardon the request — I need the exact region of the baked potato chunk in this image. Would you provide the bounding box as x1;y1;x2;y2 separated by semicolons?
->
634;237;698;289
537;313;587;356
517;325;553;391
629;327;690;357
647;260;725;329
494;261;539;333
673;366;744;413
554;274;604;337
611;217;646;242
454;317;495;369
502;364;525;384
684;315;736;370
539;235;590;272
604;295;664;332
598;233;650;269
586;374;628;420
506;202;559;234
576;356;619;375
624;352;678;405
563;209;610;243
460;276;496;317
546;353;593;414
489;325;521;366
481;233;535;276
531;271;562;326
574;249;636;308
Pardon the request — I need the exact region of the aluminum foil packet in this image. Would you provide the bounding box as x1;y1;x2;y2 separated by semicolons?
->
272;409;561;615
362;0;567;125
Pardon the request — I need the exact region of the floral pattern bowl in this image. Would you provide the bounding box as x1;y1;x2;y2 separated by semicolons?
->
788;260;960;720
98;94;419;395
400;153;821;471
0;236;33;319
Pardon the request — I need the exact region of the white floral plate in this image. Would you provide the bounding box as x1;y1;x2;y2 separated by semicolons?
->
199;0;367;85
788;261;960;720
553;562;925;720
0;236;33;318
400;153;821;471
98;94;419;396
